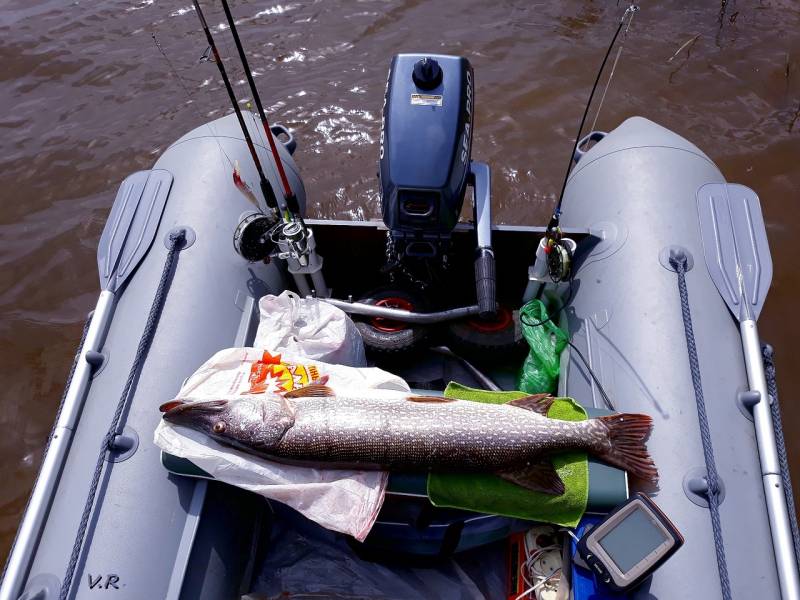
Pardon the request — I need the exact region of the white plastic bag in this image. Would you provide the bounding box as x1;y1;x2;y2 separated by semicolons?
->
253;291;366;366
154;347;409;540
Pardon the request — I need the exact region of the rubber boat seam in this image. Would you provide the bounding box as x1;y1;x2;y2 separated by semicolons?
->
568;145;719;182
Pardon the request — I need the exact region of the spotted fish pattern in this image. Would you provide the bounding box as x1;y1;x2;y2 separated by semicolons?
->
279;394;602;469
160;386;657;493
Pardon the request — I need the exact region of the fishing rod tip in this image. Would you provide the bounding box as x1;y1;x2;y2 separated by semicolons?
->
620;3;640;22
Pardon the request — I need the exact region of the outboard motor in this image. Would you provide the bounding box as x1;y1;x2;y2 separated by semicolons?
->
379;53;496;318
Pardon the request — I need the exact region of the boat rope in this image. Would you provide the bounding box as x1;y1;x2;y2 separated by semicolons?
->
761;345;800;561
670;254;732;600
60;230;185;600
0;317;92;583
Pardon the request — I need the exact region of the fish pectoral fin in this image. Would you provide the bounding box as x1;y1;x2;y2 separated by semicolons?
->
283;384;336;399
497;460;565;495
405;395;456;403
507;394;554;415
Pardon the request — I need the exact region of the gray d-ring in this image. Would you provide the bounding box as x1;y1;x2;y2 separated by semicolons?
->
270;124;297;155
573;131;607;163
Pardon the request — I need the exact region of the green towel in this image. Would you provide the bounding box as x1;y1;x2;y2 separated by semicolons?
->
426;382;589;527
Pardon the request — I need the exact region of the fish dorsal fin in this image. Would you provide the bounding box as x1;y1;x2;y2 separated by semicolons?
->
279;395;296;419
283;384;336;399
507;394;554;415
406;395;456;403
497;460;565;495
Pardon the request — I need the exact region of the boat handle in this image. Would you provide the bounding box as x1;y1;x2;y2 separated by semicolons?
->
573;130;607;164
270;124;296;155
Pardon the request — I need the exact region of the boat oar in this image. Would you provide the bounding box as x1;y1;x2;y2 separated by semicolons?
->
697;182;800;599
0;170;174;600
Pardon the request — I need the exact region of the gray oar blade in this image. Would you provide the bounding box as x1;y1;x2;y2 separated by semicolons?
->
97;169;173;292
696;183;772;320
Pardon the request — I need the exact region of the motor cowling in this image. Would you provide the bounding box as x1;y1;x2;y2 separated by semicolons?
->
379;54;474;255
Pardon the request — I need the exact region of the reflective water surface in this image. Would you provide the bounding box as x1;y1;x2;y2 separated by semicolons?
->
1;0;799;560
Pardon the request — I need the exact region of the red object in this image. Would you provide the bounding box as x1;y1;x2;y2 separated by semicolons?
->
370;297;413;332
506;531;528;600
467;306;513;333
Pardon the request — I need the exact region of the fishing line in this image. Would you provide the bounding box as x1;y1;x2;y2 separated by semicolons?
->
547;3;639;233
219;0;301;218
151;31;236;172
524;5;637;411
191;0;280;213
589;7;637;133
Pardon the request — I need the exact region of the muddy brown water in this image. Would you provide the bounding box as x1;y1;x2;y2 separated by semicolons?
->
1;0;799;563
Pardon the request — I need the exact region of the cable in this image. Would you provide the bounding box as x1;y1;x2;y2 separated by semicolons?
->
566;340;615;411
519;246;615;410
514;569;562;600
519;277;575;330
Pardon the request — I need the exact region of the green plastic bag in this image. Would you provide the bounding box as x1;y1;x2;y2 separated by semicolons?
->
516;299;568;394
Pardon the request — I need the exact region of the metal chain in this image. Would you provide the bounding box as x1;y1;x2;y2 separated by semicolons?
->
382;231;429;290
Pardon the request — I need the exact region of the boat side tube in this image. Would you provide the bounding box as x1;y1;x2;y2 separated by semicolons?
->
558;116;786;598
6;112;300;600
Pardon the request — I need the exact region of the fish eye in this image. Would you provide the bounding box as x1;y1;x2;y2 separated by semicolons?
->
212;421;227;434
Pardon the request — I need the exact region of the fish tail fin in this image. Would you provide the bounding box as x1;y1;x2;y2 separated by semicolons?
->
596;414;658;484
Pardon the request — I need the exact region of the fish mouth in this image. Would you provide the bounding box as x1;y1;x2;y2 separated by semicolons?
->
159;399;228;422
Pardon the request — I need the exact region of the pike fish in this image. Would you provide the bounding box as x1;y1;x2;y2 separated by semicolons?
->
159;386;657;494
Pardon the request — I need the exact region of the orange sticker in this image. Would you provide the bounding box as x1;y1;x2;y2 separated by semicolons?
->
246;353;320;395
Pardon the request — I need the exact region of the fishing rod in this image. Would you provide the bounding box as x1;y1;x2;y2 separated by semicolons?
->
218;0;302;219
523;4;638;327
191;0;280;215
213;0;326;293
546;4;639;239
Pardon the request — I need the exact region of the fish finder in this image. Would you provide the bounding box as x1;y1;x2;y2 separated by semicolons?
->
575;493;683;592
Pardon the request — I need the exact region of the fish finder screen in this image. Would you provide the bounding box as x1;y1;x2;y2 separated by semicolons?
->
598;507;668;573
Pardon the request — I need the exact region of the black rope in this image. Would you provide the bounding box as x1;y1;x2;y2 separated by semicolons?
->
670;255;732;600
60;231;185;599
762;344;800;562
1;317;92;583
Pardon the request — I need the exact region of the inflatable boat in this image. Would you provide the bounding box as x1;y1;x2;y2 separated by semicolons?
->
3;52;799;600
